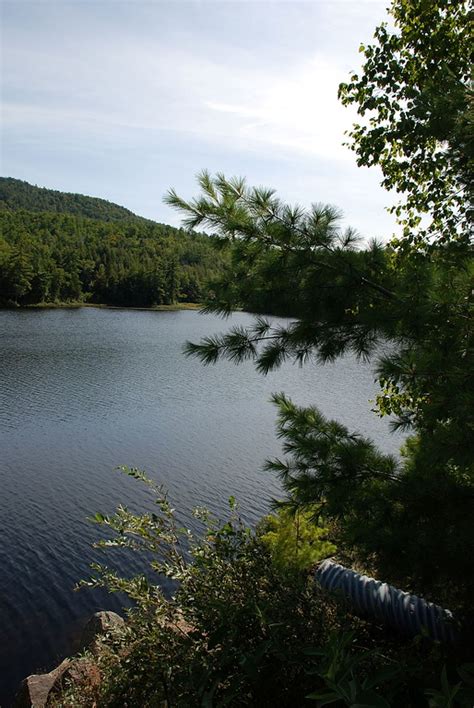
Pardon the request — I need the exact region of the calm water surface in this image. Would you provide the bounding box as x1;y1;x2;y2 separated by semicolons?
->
0;308;403;704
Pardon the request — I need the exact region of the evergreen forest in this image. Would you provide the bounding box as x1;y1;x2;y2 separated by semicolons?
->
0;177;142;221
0;178;226;307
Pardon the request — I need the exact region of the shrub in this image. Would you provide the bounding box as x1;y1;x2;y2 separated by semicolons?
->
258;507;336;574
68;469;472;707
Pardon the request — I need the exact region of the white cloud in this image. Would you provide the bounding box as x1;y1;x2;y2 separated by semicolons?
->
3;42;356;165
205;54;356;160
1;0;397;238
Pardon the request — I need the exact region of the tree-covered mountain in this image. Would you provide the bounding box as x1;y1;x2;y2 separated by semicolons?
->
0;179;227;307
0;177;143;222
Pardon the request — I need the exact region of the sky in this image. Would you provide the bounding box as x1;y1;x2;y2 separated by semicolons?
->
1;0;397;239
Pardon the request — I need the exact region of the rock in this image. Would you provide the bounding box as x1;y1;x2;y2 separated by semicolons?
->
79;610;125;654
13;660;70;708
13;656;101;708
49;658;101;704
13;611;124;707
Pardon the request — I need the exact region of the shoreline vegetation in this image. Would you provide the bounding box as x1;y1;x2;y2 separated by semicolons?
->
4;0;473;703
0;178;228;310
1;301;203;312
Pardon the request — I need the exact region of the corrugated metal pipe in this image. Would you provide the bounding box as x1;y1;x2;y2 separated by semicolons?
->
315;559;458;643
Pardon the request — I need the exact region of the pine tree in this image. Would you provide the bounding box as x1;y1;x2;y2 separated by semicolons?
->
165;1;473;611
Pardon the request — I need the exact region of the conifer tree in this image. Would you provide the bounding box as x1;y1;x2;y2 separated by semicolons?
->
165;0;473;610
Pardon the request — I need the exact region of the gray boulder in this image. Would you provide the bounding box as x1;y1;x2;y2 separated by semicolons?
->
79;610;124;654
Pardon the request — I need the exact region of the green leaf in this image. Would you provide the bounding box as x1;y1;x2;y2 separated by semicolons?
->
305;690;340;704
458;664;474;688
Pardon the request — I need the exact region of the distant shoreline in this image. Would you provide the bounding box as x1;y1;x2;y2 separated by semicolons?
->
0;302;203;312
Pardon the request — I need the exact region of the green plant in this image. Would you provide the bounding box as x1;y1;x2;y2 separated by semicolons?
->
164;0;473;612
78;468;341;706
258;506;336;573
425;664;474;708
305;630;404;707
69;469;471;707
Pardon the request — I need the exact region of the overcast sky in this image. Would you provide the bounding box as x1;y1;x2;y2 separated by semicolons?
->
1;0;397;239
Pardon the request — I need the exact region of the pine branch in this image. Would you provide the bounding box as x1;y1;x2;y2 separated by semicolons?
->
165;174;401;302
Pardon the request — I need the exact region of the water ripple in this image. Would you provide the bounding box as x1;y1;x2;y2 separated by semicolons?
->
0;308;404;705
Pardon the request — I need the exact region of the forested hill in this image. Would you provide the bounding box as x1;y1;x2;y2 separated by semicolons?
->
0;179;226;307
0;177;143;222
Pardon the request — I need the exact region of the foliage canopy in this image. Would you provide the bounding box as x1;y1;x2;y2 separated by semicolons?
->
339;0;472;250
70;470;474;707
0;177;141;222
165;0;473;610
0;183;226;307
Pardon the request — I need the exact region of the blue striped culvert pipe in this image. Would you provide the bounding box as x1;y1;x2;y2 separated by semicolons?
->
315;559;458;643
